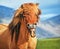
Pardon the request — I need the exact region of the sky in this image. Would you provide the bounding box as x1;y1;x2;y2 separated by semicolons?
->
0;0;60;19
0;0;59;9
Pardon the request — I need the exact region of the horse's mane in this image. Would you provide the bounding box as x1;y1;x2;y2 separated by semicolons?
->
9;7;23;44
8;3;41;44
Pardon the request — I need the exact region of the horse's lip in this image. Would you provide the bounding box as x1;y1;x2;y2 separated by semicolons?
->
30;28;35;31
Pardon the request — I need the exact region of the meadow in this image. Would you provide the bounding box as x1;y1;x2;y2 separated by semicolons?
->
36;38;60;49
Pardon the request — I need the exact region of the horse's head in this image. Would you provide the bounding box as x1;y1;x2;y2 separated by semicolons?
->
22;3;41;37
9;3;41;43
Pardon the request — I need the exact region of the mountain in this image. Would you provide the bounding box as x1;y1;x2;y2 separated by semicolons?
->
36;15;60;38
36;27;56;38
0;5;15;23
41;15;60;26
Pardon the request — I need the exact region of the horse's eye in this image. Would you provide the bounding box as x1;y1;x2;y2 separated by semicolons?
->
27;24;30;26
34;23;37;25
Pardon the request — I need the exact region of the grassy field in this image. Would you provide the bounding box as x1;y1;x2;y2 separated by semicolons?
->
36;38;60;49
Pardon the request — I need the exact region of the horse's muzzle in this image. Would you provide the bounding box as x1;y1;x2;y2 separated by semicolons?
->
27;24;37;37
30;28;36;37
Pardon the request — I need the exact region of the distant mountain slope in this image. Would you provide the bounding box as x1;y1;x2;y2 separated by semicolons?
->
36;15;60;38
36;27;55;38
0;5;15;23
43;15;60;25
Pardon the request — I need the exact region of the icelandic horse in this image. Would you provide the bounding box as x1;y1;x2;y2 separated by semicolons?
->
0;3;41;49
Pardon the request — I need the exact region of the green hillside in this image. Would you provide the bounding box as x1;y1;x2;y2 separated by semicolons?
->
36;38;60;49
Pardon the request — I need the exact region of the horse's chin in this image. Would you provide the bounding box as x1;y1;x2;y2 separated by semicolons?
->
30;29;36;38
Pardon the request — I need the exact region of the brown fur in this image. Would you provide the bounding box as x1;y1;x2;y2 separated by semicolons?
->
0;3;41;49
0;24;8;33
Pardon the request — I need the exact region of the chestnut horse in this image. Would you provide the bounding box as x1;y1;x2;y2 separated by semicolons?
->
0;3;41;49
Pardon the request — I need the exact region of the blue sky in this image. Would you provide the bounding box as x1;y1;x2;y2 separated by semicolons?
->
0;0;60;20
0;0;59;9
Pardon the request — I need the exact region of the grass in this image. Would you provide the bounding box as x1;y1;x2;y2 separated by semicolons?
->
36;38;60;49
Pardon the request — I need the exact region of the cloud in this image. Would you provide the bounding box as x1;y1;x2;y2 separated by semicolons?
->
40;14;58;21
0;0;59;9
0;0;37;9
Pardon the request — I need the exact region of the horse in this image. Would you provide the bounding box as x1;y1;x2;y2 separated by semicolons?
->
0;24;8;34
0;3;41;49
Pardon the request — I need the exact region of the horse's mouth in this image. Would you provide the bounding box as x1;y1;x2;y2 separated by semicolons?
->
27;24;37;37
30;28;36;37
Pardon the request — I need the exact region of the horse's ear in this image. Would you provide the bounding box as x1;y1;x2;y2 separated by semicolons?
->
38;9;41;15
36;3;39;6
35;3;41;15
